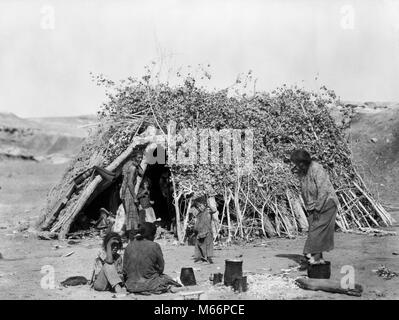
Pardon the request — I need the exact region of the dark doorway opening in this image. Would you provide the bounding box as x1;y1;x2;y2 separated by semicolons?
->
69;176;122;233
144;163;175;229
69;162;175;233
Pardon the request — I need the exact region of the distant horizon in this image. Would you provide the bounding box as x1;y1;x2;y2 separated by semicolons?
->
2;80;399;119
1;0;399;118
1;97;397;120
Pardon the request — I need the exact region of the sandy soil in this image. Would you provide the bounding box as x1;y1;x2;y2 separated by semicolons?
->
1;159;398;300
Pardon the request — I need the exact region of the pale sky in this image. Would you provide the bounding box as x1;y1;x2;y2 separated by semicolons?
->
1;0;399;117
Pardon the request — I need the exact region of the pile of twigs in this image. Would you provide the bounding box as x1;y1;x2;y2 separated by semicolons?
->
336;178;394;231
374;265;399;280
40;73;395;241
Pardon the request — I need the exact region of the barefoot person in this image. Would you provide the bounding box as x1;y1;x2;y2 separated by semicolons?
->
191;196;217;264
290;149;339;265
123;222;181;295
120;149;144;240
91;232;124;292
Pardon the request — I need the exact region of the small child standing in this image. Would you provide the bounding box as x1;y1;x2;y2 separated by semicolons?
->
191;196;218;264
137;178;157;224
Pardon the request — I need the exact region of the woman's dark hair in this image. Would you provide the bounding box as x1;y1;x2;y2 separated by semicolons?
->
132;144;147;158
132;149;143;158
290;149;312;166
102;232;122;250
136;222;157;241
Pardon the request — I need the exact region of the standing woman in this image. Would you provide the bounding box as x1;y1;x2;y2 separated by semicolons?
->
120;149;144;240
290;149;339;265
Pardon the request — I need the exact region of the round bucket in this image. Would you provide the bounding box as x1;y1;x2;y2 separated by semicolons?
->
224;259;243;286
180;267;197;286
212;273;223;285
307;261;331;279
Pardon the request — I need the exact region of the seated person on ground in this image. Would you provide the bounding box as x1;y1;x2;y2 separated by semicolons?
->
91;232;124;292
123;222;181;295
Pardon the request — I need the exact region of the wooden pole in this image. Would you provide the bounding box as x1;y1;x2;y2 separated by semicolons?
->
53;128;165;238
225;188;232;243
170;172;183;243
180;198;192;244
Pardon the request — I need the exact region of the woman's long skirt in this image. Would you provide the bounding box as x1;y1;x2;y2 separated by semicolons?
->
303;202;337;255
123;193;139;233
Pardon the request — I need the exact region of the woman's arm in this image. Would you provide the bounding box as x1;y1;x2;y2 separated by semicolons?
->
191;207;200;233
127;166;138;202
313;164;333;213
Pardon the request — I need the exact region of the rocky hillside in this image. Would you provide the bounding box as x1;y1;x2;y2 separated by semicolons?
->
0;113;96;163
346;102;399;208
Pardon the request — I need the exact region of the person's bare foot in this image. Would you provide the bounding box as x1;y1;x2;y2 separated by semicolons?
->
309;253;322;265
309;257;325;265
114;284;123;293
169;286;185;293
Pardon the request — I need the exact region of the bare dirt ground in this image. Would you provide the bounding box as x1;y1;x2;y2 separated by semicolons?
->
1;159;398;300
